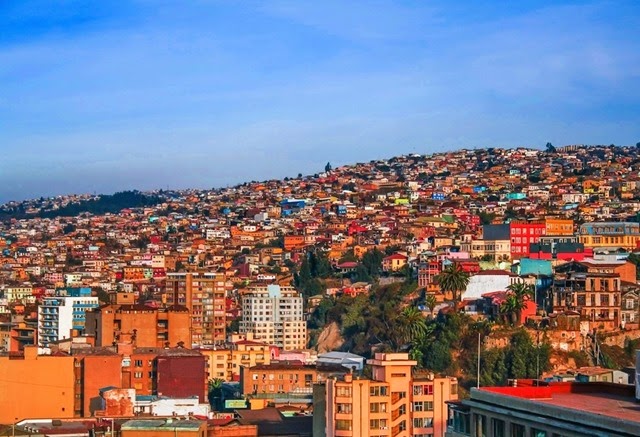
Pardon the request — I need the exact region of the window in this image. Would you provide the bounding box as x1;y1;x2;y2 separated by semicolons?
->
450;383;458;395
452;411;470;435
370;386;388;396
600;294;610;306
577;294;586;306
134;360;143;367
370;419;388;430
413;401;433;412
413;417;433;428
531;429;547;437
336;420;351;431
337;403;352;414
492;419;505;437
475;414;487;437
336;386;352;397
134;372;143;378
510;423;526;437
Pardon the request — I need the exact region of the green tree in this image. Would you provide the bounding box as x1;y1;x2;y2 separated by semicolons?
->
309;250;332;278
362;248;384;277
478;211;496;225
423;339;452;372
425;294;438;318
338;249;358;264
296;255;312;288
505;282;535;325
208;378;224;409
435;264;470;307
393;306;428;350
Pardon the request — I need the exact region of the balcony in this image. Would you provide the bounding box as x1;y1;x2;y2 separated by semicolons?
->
391;392;405;405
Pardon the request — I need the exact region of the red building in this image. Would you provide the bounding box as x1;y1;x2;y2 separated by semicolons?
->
510;222;546;259
156;349;207;403
450;258;481;274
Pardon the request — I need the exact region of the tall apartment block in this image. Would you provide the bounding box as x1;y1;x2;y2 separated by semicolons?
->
165;272;226;347
38;287;99;347
314;353;458;437
240;284;307;350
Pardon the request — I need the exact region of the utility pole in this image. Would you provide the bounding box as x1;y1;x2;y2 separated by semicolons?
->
536;326;541;384
477;332;481;388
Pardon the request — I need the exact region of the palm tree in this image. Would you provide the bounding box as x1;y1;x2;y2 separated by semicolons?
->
435;264;470;308
425;293;438;318
500;294;520;325
506;282;535;324
391;306;428;350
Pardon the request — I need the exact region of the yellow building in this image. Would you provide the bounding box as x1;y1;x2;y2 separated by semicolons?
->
200;334;273;381
314;353;458;437
461;239;511;262
579;222;640;250
0;347;75;423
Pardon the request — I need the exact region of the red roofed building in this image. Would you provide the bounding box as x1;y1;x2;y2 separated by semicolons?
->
382;253;408;272
447;380;640;437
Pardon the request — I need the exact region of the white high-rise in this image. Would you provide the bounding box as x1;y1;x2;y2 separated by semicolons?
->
240;284;307;350
38;287;99;347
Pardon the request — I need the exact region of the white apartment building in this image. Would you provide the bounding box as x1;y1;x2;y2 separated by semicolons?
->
38;287;99;347
240;284;307;350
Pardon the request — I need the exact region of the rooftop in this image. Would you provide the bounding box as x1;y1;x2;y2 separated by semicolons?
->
478;381;640;426
120;419;204;431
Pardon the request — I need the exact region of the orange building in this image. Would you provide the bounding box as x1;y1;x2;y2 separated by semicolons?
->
86;292;190;348
314;353;458;437
123;266;146;281
0;347;75;423
165;272;227;347
544;218;574;236
284;235;306;250
575;258;637;284
75;350;123;417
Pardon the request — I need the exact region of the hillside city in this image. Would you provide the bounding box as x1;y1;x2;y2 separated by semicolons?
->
2;143;640;436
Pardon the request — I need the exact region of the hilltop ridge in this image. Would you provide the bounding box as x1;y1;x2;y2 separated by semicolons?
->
3;143;640;220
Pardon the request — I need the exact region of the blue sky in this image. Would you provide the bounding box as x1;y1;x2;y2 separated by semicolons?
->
1;0;639;202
